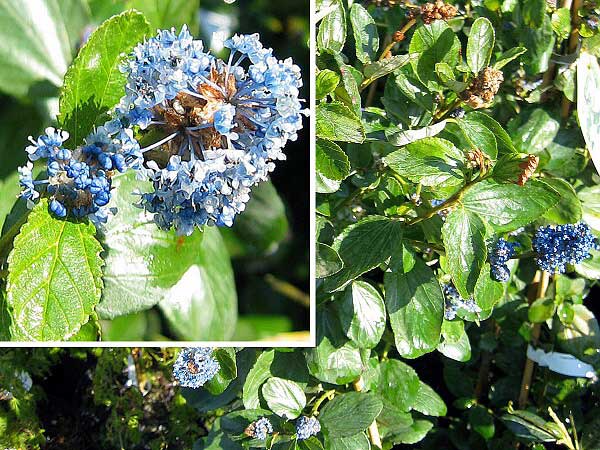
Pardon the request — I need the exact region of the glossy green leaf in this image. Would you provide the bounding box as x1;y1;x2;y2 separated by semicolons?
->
339;280;386;349
305;308;363;384
58;10;151;144
384;258;444;359
470;405;495;440
262;377;306;419
322;216;403;292
462;180;560;233
385;120;447;147
465;111;517;154
409;21;461;91
316;69;340;100
383;137;465;189
316;243;343;278
126;0;199;33
320;392;383;438
412;381;447;416
375;359;420;412
542;178;582;224
316;139;350;181
6;200;103;341
97;172;237;341
317;0;346;54
466;17;495;74
493;46;527;70
350;3;378;64
363;54;414;81
437;320;472;362
389;420;433;445
522;0;545;28
513;108;560;155
455;117;498;159
325;433;371;450
205;348;237;395
442;208;487;298
0;0;88;98
316;102;365;143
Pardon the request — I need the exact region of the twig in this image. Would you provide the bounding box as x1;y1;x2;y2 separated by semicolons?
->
310;389;336;415
264;274;310;308
560;0;584;120
353;376;382;448
517;270;550;409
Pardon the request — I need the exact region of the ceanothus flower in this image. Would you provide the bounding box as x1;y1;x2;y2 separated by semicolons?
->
18;122;141;224
296;416;320;441
443;283;481;320
117;25;305;235
533;222;599;273
246;417;273;440
489;238;520;282
173;347;220;389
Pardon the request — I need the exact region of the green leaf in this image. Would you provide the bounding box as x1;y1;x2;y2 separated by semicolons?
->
384;137;464;190
97;172;237;341
465;111;516;154
316;69;340;100
242;349;309;410
320;392;383;438
363;54;415;81
384;258;444;359
435;62;468;92
466;17;495;74
412;381;447;417
305;307;363;384
6;200;103;340
473;264;504;319
0;0;89;98
376;359;420;412
409;21;461;91
556;304;600;364
350;3;378;64
316;243;344;278
462;179;560;233
385;120;447;147
455;117;498;159
542;178;582;224
493;46;527;70
442;208;487;298
316;171;342;194
322;216;403;292
389;420;433;445
513;109;560;155
501;411;556;442
262;377;306;419
317;0;346;54
520;15;555;74
58;10;151;144
205;348;237;395
316;139;350;181
126;0;199;33
336;64;362;115
324;433;371;450
522;0;546;28
528;298;556;323
437;320;472;361
316;102;365;143
579;185;600;232
578;52;600;176
339;280;386;349
551;8;572;40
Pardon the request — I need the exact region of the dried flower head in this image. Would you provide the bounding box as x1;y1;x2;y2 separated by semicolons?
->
517;154;539;186
420;1;458;24
461;67;504;109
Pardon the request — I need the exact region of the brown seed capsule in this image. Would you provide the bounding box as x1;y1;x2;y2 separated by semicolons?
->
466;148;491;172
461;67;504;109
517;154;539;186
420;1;458;24
393;30;405;42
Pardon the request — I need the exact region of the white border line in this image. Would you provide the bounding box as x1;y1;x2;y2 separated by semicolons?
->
1;0;317;349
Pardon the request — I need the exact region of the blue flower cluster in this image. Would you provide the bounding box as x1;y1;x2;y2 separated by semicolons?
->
296;416;320;441
247;417;273;440
533;222;599;273
18;122;141;224
172;347;220;389
489;238;520;282
443;283;481;320
118;26;305;235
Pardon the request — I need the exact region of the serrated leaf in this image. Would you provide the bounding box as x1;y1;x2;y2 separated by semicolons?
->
363;54;414;81
339;280;386;349
316;69;340;100
205;348;237;395
126;0;199;33
455;117;498;159
385;120;447;147
462;179;560;233
322;216;403;292
316;243;343;278
412;381;447;416
325;433;371;450
316;139;350;181
58;10;151;144
384;258;444;359
320;392;383;438
543;178;582;224
467;17;495;74
465;111;516;154
493;46;527;70
262;377;306;419
442;208;487;298
6;200;103;341
316;102;365;143
376;359;420;412
350;3;378;64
